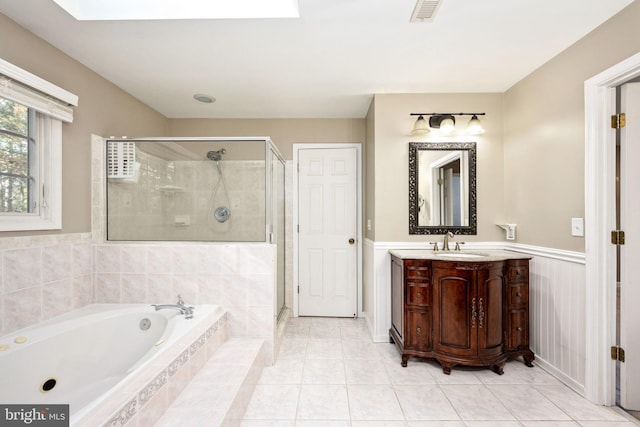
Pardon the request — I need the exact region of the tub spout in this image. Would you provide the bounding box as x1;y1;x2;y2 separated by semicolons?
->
152;295;194;319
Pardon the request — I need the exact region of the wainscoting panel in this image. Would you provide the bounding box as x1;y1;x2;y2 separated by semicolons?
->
528;253;586;395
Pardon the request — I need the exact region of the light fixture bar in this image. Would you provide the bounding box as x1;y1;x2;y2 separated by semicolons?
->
409;112;485;117
410;112;486;135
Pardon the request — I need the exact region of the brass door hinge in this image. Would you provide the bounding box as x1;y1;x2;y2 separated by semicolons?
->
611;346;626;362
611;230;625;245
611;113;626;129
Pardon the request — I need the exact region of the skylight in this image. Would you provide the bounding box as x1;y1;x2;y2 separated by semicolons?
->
51;0;300;20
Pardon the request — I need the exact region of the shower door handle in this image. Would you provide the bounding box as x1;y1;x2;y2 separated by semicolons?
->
348;238;355;245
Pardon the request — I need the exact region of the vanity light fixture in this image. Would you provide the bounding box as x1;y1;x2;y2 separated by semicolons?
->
466;114;485;135
410;112;485;135
410;115;430;135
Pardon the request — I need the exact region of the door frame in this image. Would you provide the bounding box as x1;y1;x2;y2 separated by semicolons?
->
292;143;363;318
584;51;640;405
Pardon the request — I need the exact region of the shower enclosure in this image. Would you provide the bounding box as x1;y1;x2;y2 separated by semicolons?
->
105;137;287;320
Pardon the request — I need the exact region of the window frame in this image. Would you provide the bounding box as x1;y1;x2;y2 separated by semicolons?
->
0;106;62;231
0;58;76;232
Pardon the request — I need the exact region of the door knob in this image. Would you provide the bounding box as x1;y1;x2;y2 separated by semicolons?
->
348;238;355;245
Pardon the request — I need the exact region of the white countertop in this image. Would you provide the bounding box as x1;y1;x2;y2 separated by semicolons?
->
389;249;531;262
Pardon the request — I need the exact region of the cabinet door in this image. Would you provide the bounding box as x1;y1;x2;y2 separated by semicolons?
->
405;308;432;350
433;266;475;357
476;264;505;358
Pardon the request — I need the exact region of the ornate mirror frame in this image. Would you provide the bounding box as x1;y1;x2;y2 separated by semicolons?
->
408;141;477;235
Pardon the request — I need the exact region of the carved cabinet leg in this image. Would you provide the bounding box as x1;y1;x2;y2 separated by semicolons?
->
437;359;454;375
401;354;410;367
523;351;535;367
491;362;505;375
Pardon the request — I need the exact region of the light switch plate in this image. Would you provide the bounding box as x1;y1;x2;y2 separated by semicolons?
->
571;218;584;237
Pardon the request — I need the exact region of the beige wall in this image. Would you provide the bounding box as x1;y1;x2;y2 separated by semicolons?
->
5;0;640;251
369;93;505;243
167;118;365;160
503;1;640;252
365;100;376;240
0;13;168;236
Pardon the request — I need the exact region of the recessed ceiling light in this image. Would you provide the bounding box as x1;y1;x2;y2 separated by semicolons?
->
51;0;299;20
193;94;216;103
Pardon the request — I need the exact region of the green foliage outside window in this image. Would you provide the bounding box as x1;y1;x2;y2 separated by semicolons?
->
0;97;31;213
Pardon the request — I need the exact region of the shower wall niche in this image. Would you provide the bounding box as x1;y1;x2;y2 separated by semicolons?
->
106;138;283;243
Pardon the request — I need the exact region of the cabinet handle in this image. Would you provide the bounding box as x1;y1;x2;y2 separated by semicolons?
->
478;298;484;329
471;298;477;328
517;327;523;332
516;292;522;297
416;292;422;299
416;326;422;334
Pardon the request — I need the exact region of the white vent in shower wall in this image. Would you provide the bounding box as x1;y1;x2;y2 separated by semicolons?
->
107;141;136;178
410;0;443;22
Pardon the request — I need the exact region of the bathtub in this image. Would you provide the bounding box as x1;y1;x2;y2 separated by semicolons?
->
0;303;227;426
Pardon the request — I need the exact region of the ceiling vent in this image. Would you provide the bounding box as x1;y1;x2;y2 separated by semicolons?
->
410;0;443;22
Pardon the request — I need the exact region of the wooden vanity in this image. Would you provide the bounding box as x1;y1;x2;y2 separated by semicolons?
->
389;250;534;375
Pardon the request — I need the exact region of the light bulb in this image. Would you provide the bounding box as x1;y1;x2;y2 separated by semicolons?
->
439;117;455;134
467;115;485;135
411;115;430;135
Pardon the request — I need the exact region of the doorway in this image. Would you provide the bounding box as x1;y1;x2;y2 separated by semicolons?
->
616;82;640;418
584;51;640;408
293;144;362;318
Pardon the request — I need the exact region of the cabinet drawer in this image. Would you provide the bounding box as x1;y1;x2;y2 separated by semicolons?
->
405;309;432;350
508;265;528;282
407;284;430;306
505;308;529;350
508;284;528;306
406;266;431;280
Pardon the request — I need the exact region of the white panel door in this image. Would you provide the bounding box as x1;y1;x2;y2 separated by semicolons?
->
298;147;358;317
620;82;640;411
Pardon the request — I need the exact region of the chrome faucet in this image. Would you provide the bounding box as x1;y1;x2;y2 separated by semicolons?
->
152;295;194;319
442;231;454;251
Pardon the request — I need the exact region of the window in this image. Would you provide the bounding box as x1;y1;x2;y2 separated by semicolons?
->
0;58;77;231
0;98;36;214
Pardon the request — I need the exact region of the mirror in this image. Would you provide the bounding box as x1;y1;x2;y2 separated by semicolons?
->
409;142;477;235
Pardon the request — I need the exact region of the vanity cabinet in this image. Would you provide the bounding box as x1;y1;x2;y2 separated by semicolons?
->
389;252;534;374
432;261;506;374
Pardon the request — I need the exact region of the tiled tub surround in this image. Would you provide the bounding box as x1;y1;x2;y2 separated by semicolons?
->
0;233;94;335
75;306;228;427
93;243;278;365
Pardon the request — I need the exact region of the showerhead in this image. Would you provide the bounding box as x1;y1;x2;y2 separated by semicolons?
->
206;148;226;161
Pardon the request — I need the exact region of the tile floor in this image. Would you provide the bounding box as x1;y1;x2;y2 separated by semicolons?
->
241;316;639;427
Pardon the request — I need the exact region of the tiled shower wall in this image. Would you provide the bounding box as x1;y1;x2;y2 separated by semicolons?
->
0;233;94;335
107;149;266;242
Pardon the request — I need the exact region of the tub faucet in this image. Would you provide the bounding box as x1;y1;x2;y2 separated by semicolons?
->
442;231;454;251
152;295;194;319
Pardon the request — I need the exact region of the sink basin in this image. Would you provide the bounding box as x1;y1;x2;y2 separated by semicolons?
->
435;252;488;259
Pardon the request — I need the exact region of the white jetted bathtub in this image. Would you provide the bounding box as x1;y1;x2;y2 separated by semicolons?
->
0;303;227;426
